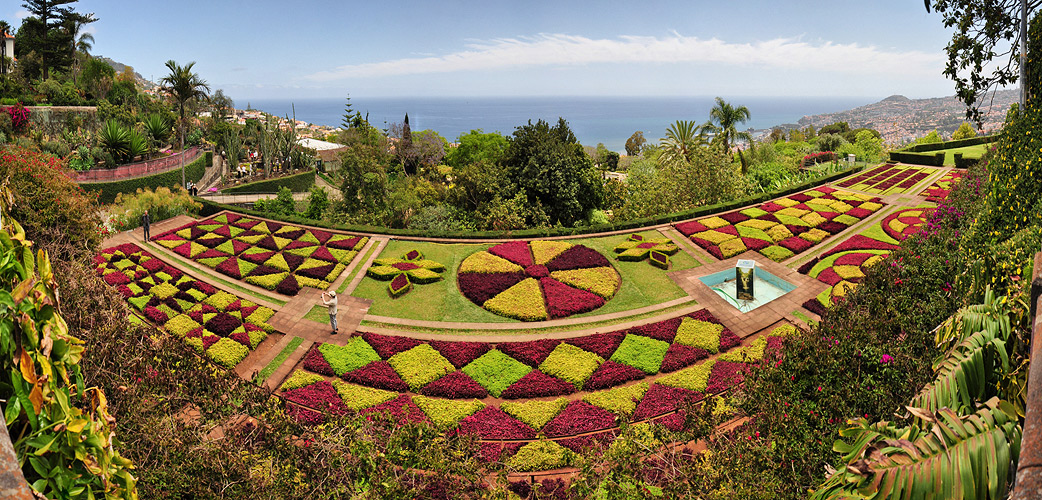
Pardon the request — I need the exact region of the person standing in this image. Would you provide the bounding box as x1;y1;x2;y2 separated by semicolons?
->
321;290;338;335
141;209;151;241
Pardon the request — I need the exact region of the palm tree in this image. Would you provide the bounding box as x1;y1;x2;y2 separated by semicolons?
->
659;120;711;163
708;97;752;155
159;60;210;187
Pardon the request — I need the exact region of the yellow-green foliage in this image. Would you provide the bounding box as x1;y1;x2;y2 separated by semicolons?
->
659;360;717;391
674;317;723;353
331;380;399;411
459;250;523;273
483;278;548;321
501;398;568;429
539;343;604;389
280;369;325;391
206;337;249;368
110;186;201;230
506;440;574;472
583;382;649;417
388;344;456;391
411;396;485;427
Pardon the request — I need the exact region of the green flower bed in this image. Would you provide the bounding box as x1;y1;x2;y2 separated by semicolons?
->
330;380;400;411
388;344;456;391
609;334;670;374
539;343;604;389
412;396;485;427
674;317;724;353
658;360;717;392
280;370;325;391
501;398;568;430
506;440;574;472
583;382;649;417
319;338;382;376
461;349;532;397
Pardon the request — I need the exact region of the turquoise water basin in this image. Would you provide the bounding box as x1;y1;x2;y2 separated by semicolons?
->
698;267;796;313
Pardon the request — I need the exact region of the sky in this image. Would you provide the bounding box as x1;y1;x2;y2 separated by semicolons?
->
6;1;965;103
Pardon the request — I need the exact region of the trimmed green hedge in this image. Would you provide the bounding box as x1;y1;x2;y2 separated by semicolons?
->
82;151;211;204
222;170;316;194
953;153;981;168
195;164;864;240
899;134;1000;153
888;151;945;166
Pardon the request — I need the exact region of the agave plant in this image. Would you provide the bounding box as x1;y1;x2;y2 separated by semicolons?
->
127;129;148;163
142;113;172;157
97;119;130;166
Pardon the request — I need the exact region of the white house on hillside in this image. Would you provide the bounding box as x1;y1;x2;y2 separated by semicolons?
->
1;32;14;74
296;138;347;172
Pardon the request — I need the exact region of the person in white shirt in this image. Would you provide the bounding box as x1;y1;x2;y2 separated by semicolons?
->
321;291;338;335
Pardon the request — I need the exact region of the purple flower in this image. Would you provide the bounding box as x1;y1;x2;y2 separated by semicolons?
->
880;354;894;364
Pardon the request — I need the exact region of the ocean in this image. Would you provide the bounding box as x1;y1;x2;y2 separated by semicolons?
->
244;96;874;152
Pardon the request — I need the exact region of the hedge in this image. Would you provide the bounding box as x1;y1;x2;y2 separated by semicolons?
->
899;134;1000;153
82;151;211;204
887;151;945;166
953;153;981;168
221;169;316;194
195;164;864;240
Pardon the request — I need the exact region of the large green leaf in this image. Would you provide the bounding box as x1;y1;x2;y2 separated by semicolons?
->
815;398;1021;500
911;328;1009;416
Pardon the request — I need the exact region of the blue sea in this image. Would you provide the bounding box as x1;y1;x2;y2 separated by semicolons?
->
244;96;875;152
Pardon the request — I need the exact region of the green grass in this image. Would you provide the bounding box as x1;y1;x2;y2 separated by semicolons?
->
305;304;330;323
938;144;988;165
351;230;700;323
358;301;696;337
143;241;288;307
256;336;304;384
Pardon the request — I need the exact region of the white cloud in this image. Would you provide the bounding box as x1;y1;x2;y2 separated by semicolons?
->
15;9;30;20
303;33;943;82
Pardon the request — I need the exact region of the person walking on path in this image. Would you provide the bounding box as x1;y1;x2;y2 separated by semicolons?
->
321;290;338;335
141;209;151;241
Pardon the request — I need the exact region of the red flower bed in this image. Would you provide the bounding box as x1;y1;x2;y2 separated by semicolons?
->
240;250;275;265
632;384;698;420
557;431;616;454
457;271;527;304
545;246;610;271
583;360;646;390
296;263;335;280
542;401;616;437
629;316;682;343
565;331;625;359
540;277;605;318
480;442;524;463
343;361;410;392
362;332;422;359
497;339;561;367
282;380;347;416
500;370;575;399
525;264;549;278
103;271;131;286
430;340;490;369
327;236;362;250
455;407;536;440
779;236;813;253
487;240;534;266
742;237;771;251
285;404;325;425
660;344;709;373
302;345;335;376
652;411;686;431
705;361;749;394
215;258;243;279
360;395;429;423
419;371;489;398
275;274;300;296
817;221;848;235
675;220;708;236
719;211;750;224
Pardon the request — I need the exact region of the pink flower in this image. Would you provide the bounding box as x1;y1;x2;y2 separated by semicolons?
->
880;354;894;364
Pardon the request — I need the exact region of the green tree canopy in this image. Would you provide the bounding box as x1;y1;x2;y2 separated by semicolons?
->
501;118;604;226
445;129;508;169
708;97;752;154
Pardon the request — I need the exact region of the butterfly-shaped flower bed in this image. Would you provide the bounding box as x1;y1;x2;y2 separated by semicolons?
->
921;169;965;203
95;243;276;369
613;234;679;269
366;250;445;297
674;186;885;262
151;212;368;296
456;240;621;321
279;318;795;466
836;164;931;194
796;207;931;314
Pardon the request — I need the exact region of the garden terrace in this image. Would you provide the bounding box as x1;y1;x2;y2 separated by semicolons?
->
94;163;966;474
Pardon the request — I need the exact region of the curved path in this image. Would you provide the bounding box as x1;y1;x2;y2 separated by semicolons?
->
99;162;956;478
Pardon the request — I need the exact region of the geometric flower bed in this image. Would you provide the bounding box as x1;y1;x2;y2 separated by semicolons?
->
279;320;795;463
880;207;935;241
457;240;621;321
921;169;965;203
366;250;445;297
94;242;276;369
613;234;679;269
151;212;368;296
674;186;886;262
796;216;911;313
835;164;931;194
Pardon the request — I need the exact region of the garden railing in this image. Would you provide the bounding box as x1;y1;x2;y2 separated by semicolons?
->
69;147;203;182
1011;249;1042;499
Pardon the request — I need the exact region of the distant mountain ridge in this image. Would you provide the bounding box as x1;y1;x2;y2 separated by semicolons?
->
97;56;151;88
792;89;1016;145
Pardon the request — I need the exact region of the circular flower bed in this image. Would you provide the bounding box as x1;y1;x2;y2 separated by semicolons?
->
881;207;934;241
457;240;621;321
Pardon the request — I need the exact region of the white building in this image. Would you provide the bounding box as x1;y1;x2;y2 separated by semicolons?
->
296;138;347;172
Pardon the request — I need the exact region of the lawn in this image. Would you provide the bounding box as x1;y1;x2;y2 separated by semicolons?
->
350;230;700;323
938;144;987;165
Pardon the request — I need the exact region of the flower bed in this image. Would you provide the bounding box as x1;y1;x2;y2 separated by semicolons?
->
674;186;885;262
95;243;275;369
796;209;932;311
921;168;966;203
457;240;621;321
366;250;445;297
836;164;931;194
151;212;366;296
613;234;680;268
278;318;796;467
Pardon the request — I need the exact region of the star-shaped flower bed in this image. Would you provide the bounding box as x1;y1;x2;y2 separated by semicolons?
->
457;240;621;321
613;234;679;269
674;186;885;262
366;249;445;297
151;212;367;296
